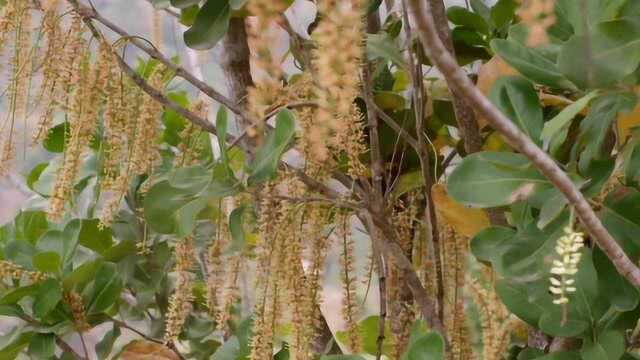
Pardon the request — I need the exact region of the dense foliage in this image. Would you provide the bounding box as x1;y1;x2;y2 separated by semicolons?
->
2;0;640;359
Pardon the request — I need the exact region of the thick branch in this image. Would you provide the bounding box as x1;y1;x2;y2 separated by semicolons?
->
427;0;483;154
405;0;640;287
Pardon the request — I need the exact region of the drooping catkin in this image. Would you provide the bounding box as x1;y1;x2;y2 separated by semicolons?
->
249;182;281;360
302;205;332;352
33;0;63;142
131;65;165;176
175;100;207;167
63;291;90;332
216;255;241;334
11;1;33;124
337;210;361;353
165;236;195;343
468;272;514;360
517;0;556;46
311;0;365;160
440;223;472;360
99;81;141;228
48;45;99;222
0;260;47;283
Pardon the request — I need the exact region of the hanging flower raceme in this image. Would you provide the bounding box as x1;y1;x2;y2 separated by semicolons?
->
549;226;584;305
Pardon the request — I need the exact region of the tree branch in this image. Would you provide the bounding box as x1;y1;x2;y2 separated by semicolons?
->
405;0;640;287
72;0;245;117
426;0;483;154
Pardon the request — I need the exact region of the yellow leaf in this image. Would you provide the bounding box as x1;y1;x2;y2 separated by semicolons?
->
617;87;640;142
432;183;490;238
476;56;519;129
117;340;180;360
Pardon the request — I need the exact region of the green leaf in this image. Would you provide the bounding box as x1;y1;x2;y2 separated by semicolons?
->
541;91;599;151
89;262;122;314
447;6;489;34
169;165;211;192
216;107;233;175
32;252;61;274
27;163;48;191
33;279;62;319
495;279;546;326
96;324;121;359
470;226;515;269
37;220;81;267
170;0;199;8
184;0;231;50
0;285;39;305
14;211;48;244
0;332;33;360
179;5;200;27
489;76;543;144
28;333;55;359
78;219;112;255
43;122;69;153
491;39;574;89
558;17;640;89
404;332;444;360
574;93;636;172
228;206;246;253
447;151;548;207
366;33;407;68
248;109;296;185
581;330;626;360
63;259;102;291
321;356;365;360
491;0;518;29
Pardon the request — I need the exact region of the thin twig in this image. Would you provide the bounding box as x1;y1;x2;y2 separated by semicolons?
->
71;0;246;117
406;0;640;287
402;0;444;327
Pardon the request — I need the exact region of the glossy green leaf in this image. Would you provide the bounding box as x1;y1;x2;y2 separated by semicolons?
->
321;357;365;360
96;324;121;359
32;252;61;274
170;0;199;8
581;330;626;360
495;279;546;325
184;0;231;50
541;91;599;152
216;106;233;176
489;76;543;144
574;93;636;172
228;206;246;253
248;109;296;185
404;332;444;360
179;5;199;27
78;219;112;255
0;285;39;305
27;163;48;191
366;33;407;68
491;39;574;89
43;122;68;153
469;226;515;269
14;211;48;244
447;6;489;34
89;262;122;314
447;151;548;207
168;165;211;192
491;0;518;29
558;17;640;89
0;332;33;360
27;333;55;359
33;279;62;319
